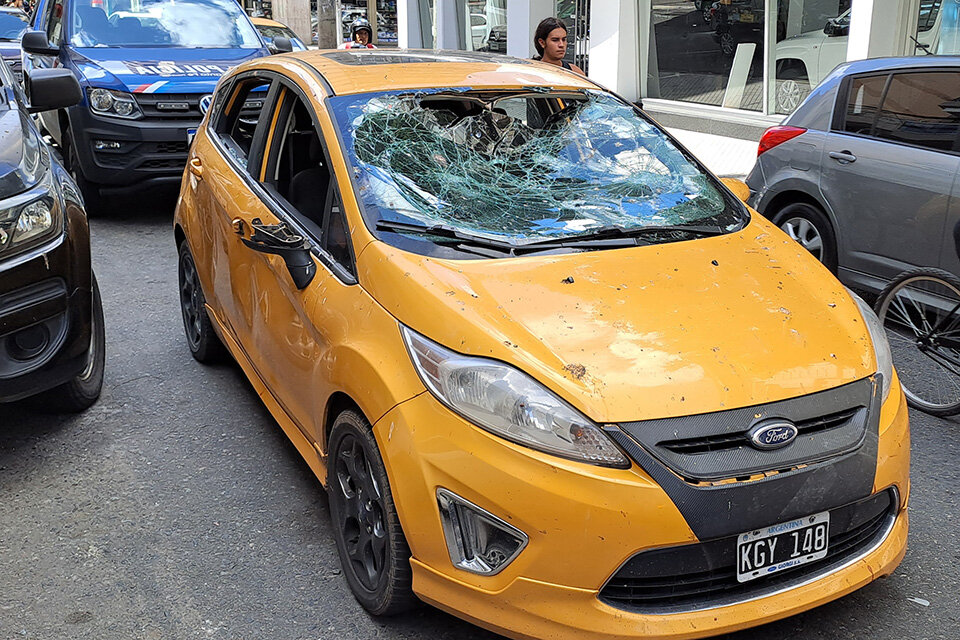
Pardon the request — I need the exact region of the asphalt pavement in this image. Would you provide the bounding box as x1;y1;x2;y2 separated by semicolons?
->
1;200;959;639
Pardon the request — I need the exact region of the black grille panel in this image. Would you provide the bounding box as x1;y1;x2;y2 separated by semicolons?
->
134;93;203;121
599;489;896;613
660;408;859;455
616;378;875;482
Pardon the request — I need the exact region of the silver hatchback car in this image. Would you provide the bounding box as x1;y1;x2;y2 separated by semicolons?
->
747;56;960;293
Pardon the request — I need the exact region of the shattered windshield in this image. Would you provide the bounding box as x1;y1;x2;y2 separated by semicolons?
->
328;89;745;249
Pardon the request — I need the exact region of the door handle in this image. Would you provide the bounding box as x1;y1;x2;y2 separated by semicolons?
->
188;157;203;177
828;150;857;164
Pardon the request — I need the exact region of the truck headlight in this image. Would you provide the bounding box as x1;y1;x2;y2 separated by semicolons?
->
88;88;142;120
402;326;630;468
0;173;61;256
849;290;894;402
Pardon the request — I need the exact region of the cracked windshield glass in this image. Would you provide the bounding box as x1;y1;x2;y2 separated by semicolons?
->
329;90;744;247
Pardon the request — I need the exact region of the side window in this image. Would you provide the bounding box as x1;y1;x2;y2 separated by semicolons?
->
872;72;960;153
260;86;354;275
46;0;64;44
842;74;887;136
212;77;271;170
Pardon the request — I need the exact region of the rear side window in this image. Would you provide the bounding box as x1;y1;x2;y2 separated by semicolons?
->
843;75;886;136
841;71;960;153
212;78;270;168
873;72;960;152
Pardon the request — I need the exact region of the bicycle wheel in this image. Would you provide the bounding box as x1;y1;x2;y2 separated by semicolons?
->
875;268;960;416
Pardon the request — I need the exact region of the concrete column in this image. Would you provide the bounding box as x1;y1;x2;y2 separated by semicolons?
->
315;0;339;49
589;0;640;101
273;0;311;43
507;0;553;59
434;0;462;49
848;0;917;60
398;0;424;48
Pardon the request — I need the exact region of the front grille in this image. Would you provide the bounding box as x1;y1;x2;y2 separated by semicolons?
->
141;158;185;169
149;141;188;154
134;93;203;121
615;378;875;482
599;489;896;614
660;408;859;455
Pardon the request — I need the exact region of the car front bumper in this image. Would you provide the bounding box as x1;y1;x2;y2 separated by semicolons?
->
375;379;910;640
68;105;197;192
0;206;94;403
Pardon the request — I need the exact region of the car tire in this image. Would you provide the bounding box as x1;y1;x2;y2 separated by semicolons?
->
64;127;107;216
37;274;105;413
776;67;810;114
774;202;838;273
719;30;736;56
327;409;417;616
178;242;228;364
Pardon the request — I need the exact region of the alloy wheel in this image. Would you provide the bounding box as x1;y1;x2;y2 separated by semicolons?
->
777;79;803;113
781;216;823;261
333;434;388;591
179;252;204;350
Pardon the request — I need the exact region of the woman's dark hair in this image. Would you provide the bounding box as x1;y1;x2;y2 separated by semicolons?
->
533;17;567;58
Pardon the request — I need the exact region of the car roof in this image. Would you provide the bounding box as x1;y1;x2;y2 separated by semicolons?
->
266;49;597;95
251;17;288;28
835;55;960;76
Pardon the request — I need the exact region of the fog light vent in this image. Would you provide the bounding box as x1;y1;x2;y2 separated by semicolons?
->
436;488;528;575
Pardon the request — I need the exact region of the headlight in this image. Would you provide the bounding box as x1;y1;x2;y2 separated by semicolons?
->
0;172;61;256
401;326;630;468
87;88;142;120
849;290;894;402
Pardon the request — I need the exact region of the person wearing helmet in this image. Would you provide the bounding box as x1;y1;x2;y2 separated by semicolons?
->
339;17;376;49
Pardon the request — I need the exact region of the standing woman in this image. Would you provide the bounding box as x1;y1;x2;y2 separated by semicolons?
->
532;17;585;76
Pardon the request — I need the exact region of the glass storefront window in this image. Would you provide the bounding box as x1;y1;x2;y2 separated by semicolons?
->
555;0;590;72
461;0;506;53
338;0;398;47
649;0;766;111
774;0;849;114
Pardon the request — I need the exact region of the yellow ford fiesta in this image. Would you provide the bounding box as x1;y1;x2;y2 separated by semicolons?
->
173;50;909;639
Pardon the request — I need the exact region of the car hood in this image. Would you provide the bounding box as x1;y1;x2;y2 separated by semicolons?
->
68;47;263;93
0;42;19;58
0;109;45;198
358;215;876;423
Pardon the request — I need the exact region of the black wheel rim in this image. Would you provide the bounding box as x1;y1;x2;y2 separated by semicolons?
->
179;253;204;350
333;434;387;592
877;274;960;412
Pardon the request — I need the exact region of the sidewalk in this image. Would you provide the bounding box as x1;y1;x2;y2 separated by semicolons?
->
666;127;761;180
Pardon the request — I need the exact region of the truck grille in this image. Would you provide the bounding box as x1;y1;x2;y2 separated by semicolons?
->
599;489;896;614
134;93;204;121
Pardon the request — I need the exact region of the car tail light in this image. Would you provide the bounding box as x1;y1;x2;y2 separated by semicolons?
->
758;126;807;157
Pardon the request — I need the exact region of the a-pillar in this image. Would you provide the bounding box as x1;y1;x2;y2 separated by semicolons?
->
506;0;554;59
847;0;920;60
589;0;640;101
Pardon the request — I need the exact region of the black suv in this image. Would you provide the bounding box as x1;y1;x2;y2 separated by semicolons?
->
0;60;104;412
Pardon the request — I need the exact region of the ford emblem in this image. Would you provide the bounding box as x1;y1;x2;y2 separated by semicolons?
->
199;94;213;115
747;420;798;450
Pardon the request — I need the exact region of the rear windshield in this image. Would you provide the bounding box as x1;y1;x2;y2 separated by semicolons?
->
0;11;28;41
328;89;745;251
69;0;262;48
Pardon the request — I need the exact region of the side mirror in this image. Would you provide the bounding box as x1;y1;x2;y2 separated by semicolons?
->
237;217;316;289
721;177;751;203
823;19;849;37
269;36;293;54
21;30;59;56
27;68;82;113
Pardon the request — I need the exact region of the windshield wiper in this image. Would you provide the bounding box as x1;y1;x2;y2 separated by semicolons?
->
375;220;517;253
519;223;731;248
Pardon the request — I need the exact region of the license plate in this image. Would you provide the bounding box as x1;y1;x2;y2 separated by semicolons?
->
736;511;829;583
739;10;755;21
187;128;197;145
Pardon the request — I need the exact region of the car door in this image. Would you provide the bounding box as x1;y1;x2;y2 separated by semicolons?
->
24;0;64;140
243;78;367;449
187;74;277;344
819;69;960;283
